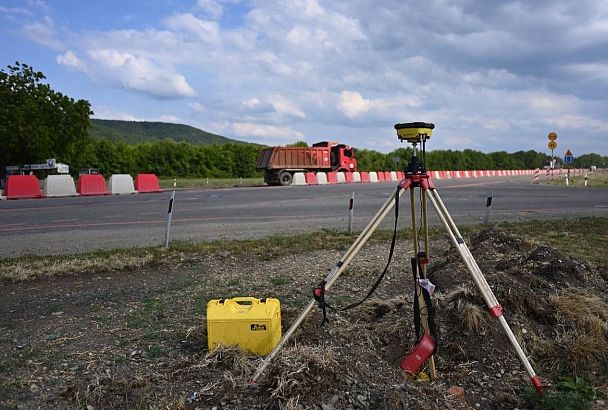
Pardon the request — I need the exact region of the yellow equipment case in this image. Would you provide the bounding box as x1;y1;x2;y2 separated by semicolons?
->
206;297;281;356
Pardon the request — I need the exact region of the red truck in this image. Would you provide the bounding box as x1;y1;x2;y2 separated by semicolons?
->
256;142;357;185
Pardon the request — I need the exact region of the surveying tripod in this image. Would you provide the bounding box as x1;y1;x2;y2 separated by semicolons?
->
251;122;544;394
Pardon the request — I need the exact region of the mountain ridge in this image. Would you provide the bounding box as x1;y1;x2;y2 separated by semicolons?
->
89;118;249;145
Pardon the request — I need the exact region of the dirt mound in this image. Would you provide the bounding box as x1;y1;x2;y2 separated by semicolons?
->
187;229;608;408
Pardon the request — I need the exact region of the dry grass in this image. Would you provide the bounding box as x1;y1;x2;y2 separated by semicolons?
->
438;284;486;334
270;344;339;403
0;251;157;282
534;289;608;372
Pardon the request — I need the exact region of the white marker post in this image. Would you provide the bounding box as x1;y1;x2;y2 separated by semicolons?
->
484;193;493;225
164;179;176;247
347;191;355;234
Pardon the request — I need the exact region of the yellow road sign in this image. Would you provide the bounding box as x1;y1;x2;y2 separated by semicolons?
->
548;141;557;150
548;132;557;141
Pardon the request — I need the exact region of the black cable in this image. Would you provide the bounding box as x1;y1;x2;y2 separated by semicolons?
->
341;186;402;311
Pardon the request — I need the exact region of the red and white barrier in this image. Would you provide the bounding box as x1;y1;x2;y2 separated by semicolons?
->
77;174;110;196
134;174;161;193
305;172;318;185
4;175;43;199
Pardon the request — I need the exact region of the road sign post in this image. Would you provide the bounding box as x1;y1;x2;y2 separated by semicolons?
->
564;150;574;187
547;133;558;181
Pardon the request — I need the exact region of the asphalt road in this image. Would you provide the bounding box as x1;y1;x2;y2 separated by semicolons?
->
1;176;607;257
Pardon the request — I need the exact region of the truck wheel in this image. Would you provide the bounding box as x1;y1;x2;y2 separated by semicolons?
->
278;171;293;186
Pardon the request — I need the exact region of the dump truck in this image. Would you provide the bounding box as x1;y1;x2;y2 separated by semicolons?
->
255;142;357;185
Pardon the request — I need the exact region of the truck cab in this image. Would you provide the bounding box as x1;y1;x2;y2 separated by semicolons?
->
312;142;357;172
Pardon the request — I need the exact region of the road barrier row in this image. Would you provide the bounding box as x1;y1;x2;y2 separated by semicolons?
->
289;169;542;187
1;173;161;200
3;169;587;200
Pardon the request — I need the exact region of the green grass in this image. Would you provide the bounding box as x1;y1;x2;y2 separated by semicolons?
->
126;298;165;329
496;216;608;268
158;177;264;189
541;170;608;188
1;217;606;283
270;275;292;286
524;375;597;410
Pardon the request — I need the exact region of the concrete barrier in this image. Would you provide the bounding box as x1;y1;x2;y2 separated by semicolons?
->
344;172;353;183
327;171;338;184
352;172;361;183
109;174;136;194
377;171;386;182
305;172;317;185
43;175;77;197
389;171;397;181
292;172;307;185
369;172;379;183
397;171;404;180
360;172;370;183
78;174;109;196
5;175;43;199
134;174;161;193
317;172;328;185
336;172;346;184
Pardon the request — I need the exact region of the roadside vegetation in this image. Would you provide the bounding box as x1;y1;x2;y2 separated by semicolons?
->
1;216;605;283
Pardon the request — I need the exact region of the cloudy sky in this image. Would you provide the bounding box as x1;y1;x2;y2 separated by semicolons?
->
1;0;607;156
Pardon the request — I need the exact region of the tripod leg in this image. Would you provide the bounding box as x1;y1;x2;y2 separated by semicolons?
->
426;188;543;392
251;186;406;383
408;187;438;379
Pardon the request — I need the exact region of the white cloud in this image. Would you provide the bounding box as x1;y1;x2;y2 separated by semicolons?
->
269;95;306;118
337;91;394;118
190;102;207;113
255;51;293;76
298;0;325;18
197;0;223;19
242;98;261;109
165;13;221;45
159;114;181;123
338;91;376;118
0;6;31;16
92;107;142;121
87;49;196;99
23;16;63;50
55;50;86;71
229;122;304;140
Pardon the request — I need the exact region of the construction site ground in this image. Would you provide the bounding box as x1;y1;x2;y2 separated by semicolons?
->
1;219;607;409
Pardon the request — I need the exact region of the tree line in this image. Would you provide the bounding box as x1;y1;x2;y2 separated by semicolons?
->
62;138;605;178
2;62;606;179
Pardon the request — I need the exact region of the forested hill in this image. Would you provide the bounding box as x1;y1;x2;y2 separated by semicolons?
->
89;118;245;145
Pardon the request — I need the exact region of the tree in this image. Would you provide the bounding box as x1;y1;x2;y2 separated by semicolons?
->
0;62;92;171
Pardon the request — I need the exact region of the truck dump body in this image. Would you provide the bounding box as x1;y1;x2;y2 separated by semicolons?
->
256;147;332;170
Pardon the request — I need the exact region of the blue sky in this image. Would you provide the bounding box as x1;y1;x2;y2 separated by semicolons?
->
1;0;607;156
